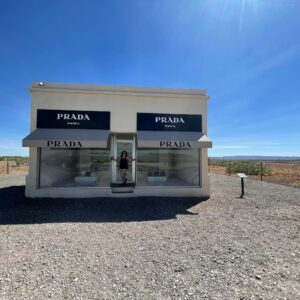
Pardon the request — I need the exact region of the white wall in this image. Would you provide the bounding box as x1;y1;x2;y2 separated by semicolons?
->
25;83;210;198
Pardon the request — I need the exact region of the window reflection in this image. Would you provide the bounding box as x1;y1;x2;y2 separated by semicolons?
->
40;148;110;187
137;149;199;186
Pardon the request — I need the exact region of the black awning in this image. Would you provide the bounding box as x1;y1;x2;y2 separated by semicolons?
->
22;129;110;148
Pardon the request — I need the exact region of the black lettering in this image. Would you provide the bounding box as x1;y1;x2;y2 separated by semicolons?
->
166;142;172;147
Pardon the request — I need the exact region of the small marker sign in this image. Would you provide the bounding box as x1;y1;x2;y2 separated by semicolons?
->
237;173;247;198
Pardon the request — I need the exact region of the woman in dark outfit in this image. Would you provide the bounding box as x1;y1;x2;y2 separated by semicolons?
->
111;151;135;185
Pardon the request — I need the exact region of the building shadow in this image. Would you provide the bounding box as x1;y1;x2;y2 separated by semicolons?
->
0;186;208;225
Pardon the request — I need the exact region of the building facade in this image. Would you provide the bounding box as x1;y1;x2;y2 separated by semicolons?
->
23;82;212;198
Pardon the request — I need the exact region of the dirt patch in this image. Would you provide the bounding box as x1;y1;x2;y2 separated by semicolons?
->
208;165;226;175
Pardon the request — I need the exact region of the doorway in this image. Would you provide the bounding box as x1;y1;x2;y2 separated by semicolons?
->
111;135;136;184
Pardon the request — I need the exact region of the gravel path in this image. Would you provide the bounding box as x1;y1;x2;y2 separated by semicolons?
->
0;174;299;300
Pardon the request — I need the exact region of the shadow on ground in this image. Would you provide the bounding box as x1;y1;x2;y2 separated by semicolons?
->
0;186;208;224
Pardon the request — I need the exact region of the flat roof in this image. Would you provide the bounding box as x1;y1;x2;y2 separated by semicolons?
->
29;82;209;99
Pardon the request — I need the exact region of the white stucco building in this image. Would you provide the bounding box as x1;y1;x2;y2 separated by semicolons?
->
23;82;212;198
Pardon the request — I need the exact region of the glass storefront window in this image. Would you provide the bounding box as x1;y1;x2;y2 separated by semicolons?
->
137;148;199;186
39;148;110;188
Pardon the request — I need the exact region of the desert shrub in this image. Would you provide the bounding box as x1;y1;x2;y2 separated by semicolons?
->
226;161;272;176
208;159;230;167
0;156;29;166
258;163;272;176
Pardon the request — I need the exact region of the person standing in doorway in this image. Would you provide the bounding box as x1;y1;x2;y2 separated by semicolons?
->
111;151;135;185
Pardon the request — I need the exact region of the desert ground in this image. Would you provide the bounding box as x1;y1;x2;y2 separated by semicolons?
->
0;174;299;299
209;161;300;188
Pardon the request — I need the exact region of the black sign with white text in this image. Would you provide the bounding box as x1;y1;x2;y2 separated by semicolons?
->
137;113;202;132
37;109;110;129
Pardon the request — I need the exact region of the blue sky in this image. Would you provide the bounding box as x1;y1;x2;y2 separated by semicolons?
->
0;0;299;157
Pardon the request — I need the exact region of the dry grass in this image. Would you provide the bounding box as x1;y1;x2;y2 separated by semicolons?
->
209;161;300;188
208;165;227;175
263;162;300;187
267;162;300;177
0;161;28;176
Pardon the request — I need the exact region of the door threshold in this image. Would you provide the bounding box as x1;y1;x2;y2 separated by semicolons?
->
110;182;135;187
110;182;135;193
